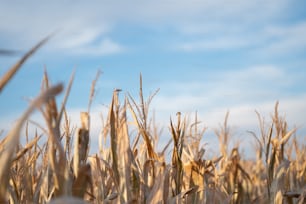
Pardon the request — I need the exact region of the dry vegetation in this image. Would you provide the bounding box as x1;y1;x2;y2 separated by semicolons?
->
0;38;305;204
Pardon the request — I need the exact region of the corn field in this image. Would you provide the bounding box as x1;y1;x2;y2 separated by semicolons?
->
0;38;305;204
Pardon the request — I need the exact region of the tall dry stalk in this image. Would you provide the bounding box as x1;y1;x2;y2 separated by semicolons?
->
170;112;185;196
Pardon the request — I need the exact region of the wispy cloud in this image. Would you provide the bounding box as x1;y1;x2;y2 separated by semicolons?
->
257;21;306;55
174;20;306;55
151;65;306;130
70;38;125;56
0;2;123;56
56;29;105;50
175;37;250;52
45;25;125;56
0;0;295;54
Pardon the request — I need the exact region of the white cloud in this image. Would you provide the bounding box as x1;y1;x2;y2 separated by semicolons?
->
154;65;290;105
234;65;284;79
150;65;306;131
151;91;306;142
176;37;250;51
71;38;125;56
0;0;294;53
0;2;124;56
45;25;125;56
56;29;104;50
175;20;306;54
257;21;306;55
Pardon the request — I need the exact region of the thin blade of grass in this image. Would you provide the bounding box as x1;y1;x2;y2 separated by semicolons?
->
57;71;75;126
12;135;42;162
0;35;53;93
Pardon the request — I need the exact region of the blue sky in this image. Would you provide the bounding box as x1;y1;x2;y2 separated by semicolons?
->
1;1;306;156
